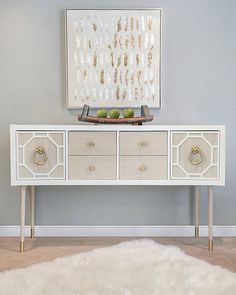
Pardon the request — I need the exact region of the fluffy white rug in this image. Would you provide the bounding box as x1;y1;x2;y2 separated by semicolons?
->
0;239;235;295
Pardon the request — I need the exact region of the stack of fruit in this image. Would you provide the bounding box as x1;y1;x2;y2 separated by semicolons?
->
96;108;134;119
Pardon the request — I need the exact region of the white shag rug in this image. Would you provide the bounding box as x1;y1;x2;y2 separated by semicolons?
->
0;239;236;295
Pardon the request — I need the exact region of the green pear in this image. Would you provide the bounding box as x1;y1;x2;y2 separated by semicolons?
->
109;109;120;119
96;109;108;118
123;108;134;118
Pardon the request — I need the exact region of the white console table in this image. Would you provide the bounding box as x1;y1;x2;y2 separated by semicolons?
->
10;125;225;252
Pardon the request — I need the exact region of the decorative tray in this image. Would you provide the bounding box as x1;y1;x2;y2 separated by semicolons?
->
77;105;154;125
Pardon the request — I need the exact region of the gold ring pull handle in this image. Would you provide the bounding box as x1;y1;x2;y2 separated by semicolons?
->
33;147;47;165
89;165;96;171
88;141;95;147
188;146;203;165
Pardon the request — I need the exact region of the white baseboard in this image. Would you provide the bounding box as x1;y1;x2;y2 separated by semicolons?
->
0;225;236;237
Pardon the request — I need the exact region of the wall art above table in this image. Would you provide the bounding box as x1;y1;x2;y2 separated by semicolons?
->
66;9;162;109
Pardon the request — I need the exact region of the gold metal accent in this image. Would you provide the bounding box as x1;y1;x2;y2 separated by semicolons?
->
20;241;24;253
195;226;199;238
189;146;203;165
88;141;95;147
89;165;96;171
208;239;213;251
31;228;34;239
33;147;47;165
140;165;147;172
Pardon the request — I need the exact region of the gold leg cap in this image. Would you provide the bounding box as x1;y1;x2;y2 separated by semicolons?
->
208;239;213;251
20;241;24;253
30;228;34;239
195;226;199;238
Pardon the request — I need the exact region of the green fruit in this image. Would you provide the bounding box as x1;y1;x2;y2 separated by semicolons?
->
123;108;134;118
96;109;108;118
109;109;120;119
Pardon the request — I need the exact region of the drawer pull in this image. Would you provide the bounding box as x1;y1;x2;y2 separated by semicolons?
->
140;141;148;147
188;146;203;165
89;165;96;171
88;141;95;147
140;165;147;172
33;147;47;165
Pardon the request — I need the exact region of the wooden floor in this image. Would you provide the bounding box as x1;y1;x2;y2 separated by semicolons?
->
0;237;236;272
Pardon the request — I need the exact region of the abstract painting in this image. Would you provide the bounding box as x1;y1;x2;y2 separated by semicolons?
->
66;9;162;108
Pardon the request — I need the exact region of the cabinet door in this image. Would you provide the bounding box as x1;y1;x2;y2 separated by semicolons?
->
16;131;65;179
171;131;220;179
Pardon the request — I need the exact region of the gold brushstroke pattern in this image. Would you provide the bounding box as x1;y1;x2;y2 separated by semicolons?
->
93;23;97;31
130;34;135;48
114;68;118;83
111;52;114;67
117;55;121;67
76;14;158;105
138;34;142;48
124;17;128;31
148;51;153;67
116;86;120;100
137;71;142;85
125;70;129;85
117;17;122;32
100;69;105;85
93;52;97;67
125;36;129;49
124;53;128;67
113;33;118;48
130;17;134;31
148;17;153;31
136;54;139;66
135;88;138;100
119;71;122;84
119;36;122;48
141;87;143;98
131;73;134;86
122;89;126;100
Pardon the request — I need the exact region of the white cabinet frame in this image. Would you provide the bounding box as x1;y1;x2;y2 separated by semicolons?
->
10;125;225;252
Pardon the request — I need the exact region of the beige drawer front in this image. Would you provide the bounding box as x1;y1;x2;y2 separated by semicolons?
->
69;132;116;156
120;156;168;180
69;156;116;180
17;131;65;179
171;131;220;179
120;132;167;155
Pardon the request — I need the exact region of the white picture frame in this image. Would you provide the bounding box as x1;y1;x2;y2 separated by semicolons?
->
66;9;162;109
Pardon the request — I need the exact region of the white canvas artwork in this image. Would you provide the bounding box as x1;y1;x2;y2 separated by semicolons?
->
66;9;161;108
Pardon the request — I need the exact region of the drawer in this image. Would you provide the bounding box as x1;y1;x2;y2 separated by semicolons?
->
120;156;168;180
171;131;219;179
120;132;167;155
69;156;116;180
69;132;116;155
16;131;65;179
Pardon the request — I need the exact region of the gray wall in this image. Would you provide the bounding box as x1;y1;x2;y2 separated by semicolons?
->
0;0;235;226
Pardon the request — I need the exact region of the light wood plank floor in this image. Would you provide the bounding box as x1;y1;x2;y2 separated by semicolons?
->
0;237;236;272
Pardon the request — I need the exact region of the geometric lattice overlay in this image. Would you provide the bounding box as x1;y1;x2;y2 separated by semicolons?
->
17;132;65;179
171;132;219;180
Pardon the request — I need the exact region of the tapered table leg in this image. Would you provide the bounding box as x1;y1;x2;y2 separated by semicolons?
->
30;186;35;239
208;186;214;251
20;186;26;253
194;186;199;238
